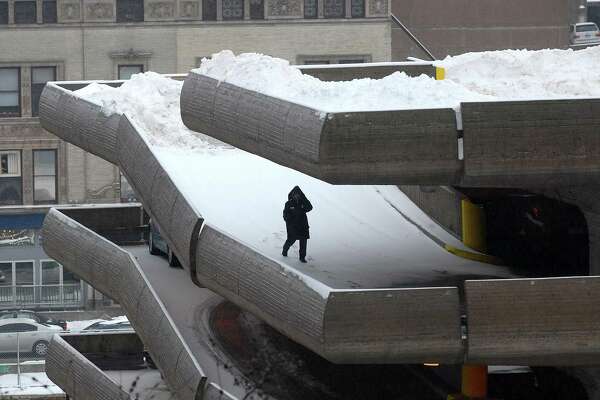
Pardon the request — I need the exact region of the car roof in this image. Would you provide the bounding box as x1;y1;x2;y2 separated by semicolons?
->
575;22;599;26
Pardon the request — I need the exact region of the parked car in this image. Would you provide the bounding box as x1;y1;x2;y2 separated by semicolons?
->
570;22;600;46
0;318;63;356
83;316;133;332
0;310;67;330
148;219;181;267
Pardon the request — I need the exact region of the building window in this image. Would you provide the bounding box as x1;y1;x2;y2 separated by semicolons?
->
222;0;243;20
33;150;56;204
323;0;344;18
350;0;363;17
249;0;263;19
14;1;36;23
0;68;20;118
118;64;144;80
202;0;216;20
42;0;57;23
0;151;22;206
116;0;144;22
0;2;8;24
31;67;56;117
304;0;317;18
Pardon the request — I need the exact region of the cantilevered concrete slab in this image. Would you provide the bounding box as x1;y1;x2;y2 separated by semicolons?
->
180;72;460;185
42;210;206;400
39;77;514;365
39;73;600;367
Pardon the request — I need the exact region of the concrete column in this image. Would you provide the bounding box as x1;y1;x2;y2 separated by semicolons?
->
20;65;32;117
317;0;323;18
21;149;34;205
216;0;222;20
8;0;14;23
344;0;350;18
36;0;42;22
243;0;249;19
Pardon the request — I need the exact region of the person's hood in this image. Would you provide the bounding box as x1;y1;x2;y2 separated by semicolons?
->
288;186;302;200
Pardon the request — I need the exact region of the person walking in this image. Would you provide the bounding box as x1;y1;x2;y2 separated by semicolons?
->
282;186;313;263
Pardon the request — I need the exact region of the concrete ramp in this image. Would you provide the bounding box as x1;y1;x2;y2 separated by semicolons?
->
39;78;497;365
42;209;206;399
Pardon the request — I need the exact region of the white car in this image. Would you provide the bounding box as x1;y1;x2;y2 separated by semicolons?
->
0;318;63;356
570;22;600;46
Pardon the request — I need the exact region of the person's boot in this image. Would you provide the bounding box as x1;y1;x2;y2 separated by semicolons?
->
282;247;288;257
299;257;307;263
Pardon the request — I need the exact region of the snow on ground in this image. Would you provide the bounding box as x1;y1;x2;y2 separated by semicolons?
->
74;70;514;292
0;372;63;396
194;47;600;112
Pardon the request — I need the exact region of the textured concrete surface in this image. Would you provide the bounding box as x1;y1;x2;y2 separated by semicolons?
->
117;116;204;273
462;99;600;187
40;84;121;165
181;72;460;184
195;224;464;363
46;335;130;400
42;209;206;400
466;277;600;365
398;185;462;239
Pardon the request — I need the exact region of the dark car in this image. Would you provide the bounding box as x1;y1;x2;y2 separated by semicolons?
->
148;219;181;267
0;310;66;330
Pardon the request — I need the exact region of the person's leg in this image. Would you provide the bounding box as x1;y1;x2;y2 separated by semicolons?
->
299;239;307;262
282;238;295;256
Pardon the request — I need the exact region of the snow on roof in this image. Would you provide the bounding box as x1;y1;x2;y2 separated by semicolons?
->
193;48;600;112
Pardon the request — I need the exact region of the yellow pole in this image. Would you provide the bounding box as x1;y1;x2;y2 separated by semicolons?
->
462;364;488;399
460;199;487;399
461;199;486;253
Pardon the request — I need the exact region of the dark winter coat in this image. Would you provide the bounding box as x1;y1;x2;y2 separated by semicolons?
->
283;186;313;240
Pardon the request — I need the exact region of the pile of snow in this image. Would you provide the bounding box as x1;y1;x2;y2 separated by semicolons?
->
0;372;62;396
196;50;491;111
439;47;600;100
194;47;600;111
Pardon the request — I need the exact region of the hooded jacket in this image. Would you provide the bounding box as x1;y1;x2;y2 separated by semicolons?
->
283;186;313;240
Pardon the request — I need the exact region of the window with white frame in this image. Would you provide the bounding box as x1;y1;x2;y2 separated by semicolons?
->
0;151;22;206
33;149;56;204
14;1;36;23
0;68;20;118
0;151;20;177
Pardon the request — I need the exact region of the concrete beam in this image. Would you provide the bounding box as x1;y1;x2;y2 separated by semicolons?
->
462;99;600;187
42;209;207;399
181;73;460;185
117;116;204;273
46;335;130;400
195;224;464;364
465;277;600;365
